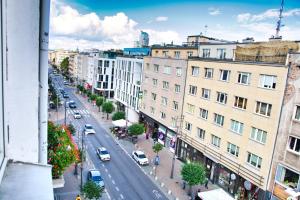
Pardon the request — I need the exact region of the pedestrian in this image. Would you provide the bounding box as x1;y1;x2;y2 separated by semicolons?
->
75;194;81;200
204;177;209;189
194;189;201;200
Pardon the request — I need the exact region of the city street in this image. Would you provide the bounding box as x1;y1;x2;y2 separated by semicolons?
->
50;72;168;200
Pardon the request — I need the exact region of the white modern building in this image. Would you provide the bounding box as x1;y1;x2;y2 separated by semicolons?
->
198;42;240;60
0;0;53;199
75;53;89;84
114;56;143;122
94;57;116;98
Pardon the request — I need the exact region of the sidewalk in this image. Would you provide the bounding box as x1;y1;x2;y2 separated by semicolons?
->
75;92;219;200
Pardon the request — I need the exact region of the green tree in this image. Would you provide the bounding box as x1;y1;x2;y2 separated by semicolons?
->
128;123;145;136
87;91;92;99
81;181;103;200
60;57;69;76
90;94;97;101
68;123;76;136
181;162;206;195
102;101;114;119
152;143;163;156
112;111;125;121
96;96;105;112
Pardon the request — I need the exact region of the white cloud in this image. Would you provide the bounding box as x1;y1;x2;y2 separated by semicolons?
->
49;1;180;50
237;8;300;23
208;7;221;16
155;16;168;22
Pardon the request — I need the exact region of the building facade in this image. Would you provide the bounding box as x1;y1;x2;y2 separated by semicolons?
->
75;53;89;84
139;31;149;47
269;53;300;200
198;43;239;60
177;57;288;199
114;56;144;122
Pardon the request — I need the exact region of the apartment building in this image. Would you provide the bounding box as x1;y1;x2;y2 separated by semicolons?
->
49;49;77;68
199;43;239;60
114;56;144;122
0;0;53;199
139;45;197;151
177;41;300;199
68;54;78;80
75;53;89;84
269;53;300;200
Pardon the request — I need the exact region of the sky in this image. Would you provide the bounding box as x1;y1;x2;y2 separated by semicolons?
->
49;0;300;50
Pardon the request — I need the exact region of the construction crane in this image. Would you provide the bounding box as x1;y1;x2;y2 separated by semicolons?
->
275;0;284;38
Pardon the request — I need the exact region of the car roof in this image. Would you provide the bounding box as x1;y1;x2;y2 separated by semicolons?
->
69;100;75;103
74;112;80;114
85;124;92;127
98;147;107;151
135;150;145;155
89;170;101;176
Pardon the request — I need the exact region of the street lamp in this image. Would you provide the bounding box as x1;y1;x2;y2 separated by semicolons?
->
64;99;67;126
80;130;85;190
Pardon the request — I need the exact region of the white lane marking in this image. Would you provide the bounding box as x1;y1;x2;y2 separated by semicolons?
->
112;179;115;185
101;163;105;167
120;194;124;199
108;174;111;179
105;168;108;172
152;190;163;199
115;186;119;191
105;189;111;200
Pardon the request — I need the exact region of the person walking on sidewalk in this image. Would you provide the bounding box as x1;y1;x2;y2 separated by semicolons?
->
204;177;209;189
75;195;81;200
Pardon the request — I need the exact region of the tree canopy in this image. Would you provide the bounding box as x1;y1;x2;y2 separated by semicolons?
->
81;181;103;200
152;143;164;156
102;101;114;119
181;162;206;187
112;111;125;121
128;123;145;136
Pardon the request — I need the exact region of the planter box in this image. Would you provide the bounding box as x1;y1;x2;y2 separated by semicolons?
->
52;175;65;189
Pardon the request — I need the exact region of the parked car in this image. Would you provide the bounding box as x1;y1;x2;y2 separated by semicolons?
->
63;93;69;98
87;170;105;188
132;150;149;166
84;124;96;135
68;100;76;108
97;147;111;161
73;112;81;119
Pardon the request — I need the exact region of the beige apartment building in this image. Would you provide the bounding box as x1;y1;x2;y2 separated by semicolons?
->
176;41;300;199
139;45;197;151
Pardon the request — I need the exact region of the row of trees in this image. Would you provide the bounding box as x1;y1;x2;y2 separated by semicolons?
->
48;78;60;107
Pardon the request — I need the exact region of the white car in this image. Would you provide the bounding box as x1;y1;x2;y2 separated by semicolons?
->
73;112;82;119
84;124;96;135
97;147;111;161
132;150;149;166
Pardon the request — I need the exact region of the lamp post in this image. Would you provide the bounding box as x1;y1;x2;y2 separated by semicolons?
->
80;130;85;190
170;115;184;179
64;99;67;126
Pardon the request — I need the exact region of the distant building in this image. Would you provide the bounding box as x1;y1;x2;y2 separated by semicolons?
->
185;34;234;47
123;47;151;56
139;31;149;47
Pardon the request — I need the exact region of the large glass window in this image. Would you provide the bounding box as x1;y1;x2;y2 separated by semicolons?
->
255;101;272;117
247;152;262;169
275;165;300;189
230;120;244;134
259;74;277;89
295;106;300;121
288;136;300;154
250;127;267;144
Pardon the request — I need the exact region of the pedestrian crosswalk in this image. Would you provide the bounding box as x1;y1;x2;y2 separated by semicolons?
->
67;109;90;116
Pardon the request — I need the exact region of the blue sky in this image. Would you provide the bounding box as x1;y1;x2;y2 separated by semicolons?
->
50;0;300;50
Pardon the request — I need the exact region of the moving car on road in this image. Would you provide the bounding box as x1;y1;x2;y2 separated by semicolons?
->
73;112;82;119
68;100;76;108
132;150;149;166
63;93;69;98
84;124;96;135
97;147;111;161
87;170;105;188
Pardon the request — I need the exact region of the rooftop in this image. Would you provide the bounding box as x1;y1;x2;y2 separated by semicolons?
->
151;44;198;49
0;161;53;200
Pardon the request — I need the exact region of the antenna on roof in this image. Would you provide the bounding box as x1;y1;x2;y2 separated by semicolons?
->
275;0;284;38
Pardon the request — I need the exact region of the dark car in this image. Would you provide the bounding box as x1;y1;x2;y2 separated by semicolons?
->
87;170;104;188
68;101;76;108
63;93;69;98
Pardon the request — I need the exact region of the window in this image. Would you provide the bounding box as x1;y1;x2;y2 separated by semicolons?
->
214;113;224;126
189;85;197;96
162;81;169;89
295;106;300;121
216;92;227;104
199;108;208;119
187;51;193;57
247;152;262;169
191;66;199;76
255;101;272;117
217;48;226;59
176;67;182;76
202;49;210;58
234;96;247;110
162;51;168;57
174;51;180;59
219;70;230;81
146;63;150;70
161;97;168;106
154;64;159;72
185;122;192;132
175;84;181;93
152;78;158;86
151;93;157;101
227;143;240;157
259;75;277;89
250;127;267;144
211;135;221;147
288;136;300;153
160;112;166;119
143;90;147;97
230;120;244;134
163;66;171;74
238;72;251;85
171;117;177;128
201;88;210;99
187;103;195;114
204;68;213;79
275;165;300;189
150;107;155;114
173;101;179;110
197;128;205;140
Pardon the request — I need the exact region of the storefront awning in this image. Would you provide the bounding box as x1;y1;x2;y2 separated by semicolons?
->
112;119;132;127
199;188;235;200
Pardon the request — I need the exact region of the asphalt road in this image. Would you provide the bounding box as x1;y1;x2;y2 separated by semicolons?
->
50;71;168;200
